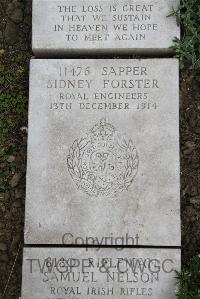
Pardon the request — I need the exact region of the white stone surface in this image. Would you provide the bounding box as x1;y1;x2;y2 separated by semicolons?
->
32;0;180;56
21;247;181;299
25;59;180;246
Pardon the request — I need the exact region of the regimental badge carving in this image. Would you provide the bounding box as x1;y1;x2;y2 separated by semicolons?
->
67;119;139;197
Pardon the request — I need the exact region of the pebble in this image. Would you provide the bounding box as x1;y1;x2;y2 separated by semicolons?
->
10;173;21;188
7;155;16;163
190;196;200;204
0;49;5;55
20;126;28;133
0;242;7;251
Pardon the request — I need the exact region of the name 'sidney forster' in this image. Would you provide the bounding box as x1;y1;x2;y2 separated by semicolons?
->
47;79;159;89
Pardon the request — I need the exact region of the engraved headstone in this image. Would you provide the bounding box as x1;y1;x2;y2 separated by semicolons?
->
25;59;180;246
32;0;180;56
21;247;181;299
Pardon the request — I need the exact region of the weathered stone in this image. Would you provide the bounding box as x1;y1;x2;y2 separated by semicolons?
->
21;247;181;299
6;0;24;24
5;20;19;45
32;0;180;56
25;59;180;246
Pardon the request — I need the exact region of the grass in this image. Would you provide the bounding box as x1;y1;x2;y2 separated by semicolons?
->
176;256;200;298
170;0;200;69
172;2;200;297
0;54;28;146
0;51;30;193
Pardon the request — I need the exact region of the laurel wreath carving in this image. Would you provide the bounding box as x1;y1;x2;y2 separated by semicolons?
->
67;138;88;182
67;135;139;196
118;137;139;190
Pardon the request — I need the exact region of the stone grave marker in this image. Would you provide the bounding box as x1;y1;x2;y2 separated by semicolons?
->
32;0;180;56
21;247;181;299
25;58;180;246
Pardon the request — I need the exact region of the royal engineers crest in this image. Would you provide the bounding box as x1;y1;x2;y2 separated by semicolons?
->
67;119;139;197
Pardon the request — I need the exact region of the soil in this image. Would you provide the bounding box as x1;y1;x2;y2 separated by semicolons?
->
0;0;199;298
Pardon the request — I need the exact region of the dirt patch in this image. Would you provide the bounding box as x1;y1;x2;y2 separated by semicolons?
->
180;70;200;263
0;0;200;298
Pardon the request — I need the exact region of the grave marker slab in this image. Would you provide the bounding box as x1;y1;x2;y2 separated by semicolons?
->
21;247;181;299
25;59;180;246
32;0;180;56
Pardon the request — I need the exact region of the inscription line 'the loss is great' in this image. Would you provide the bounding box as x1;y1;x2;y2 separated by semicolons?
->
55;4;158;42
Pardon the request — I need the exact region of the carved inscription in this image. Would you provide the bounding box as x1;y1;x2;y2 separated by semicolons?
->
23;250;180;299
54;3;159;43
33;0;180;53
47;64;160;112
